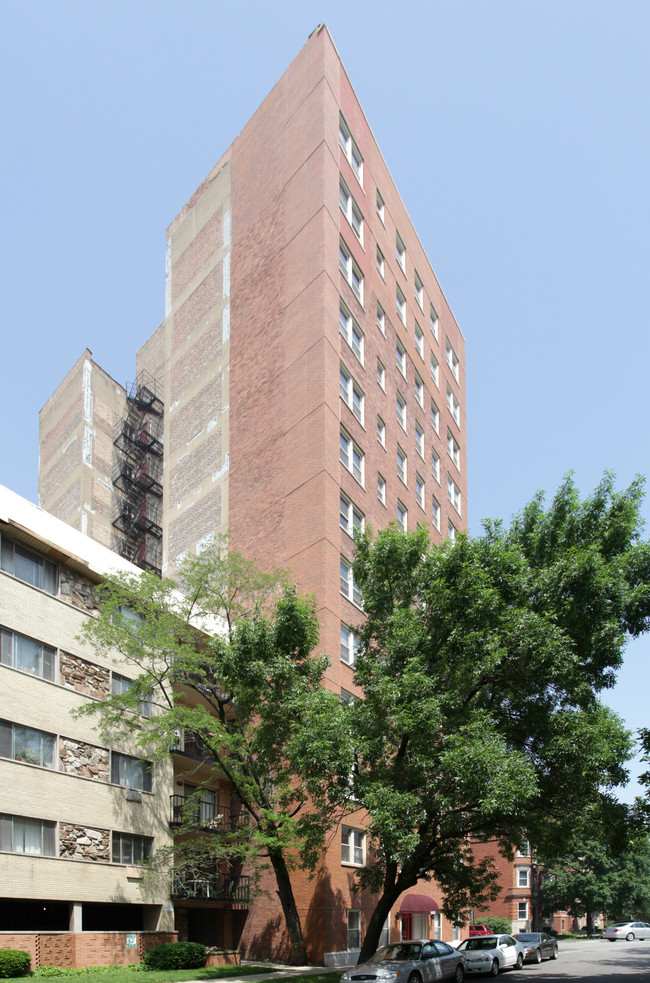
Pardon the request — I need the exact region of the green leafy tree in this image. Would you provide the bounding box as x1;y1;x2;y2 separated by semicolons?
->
79;542;350;965
348;475;650;961
540;835;650;930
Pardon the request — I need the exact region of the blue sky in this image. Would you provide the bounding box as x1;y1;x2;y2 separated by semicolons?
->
1;1;648;801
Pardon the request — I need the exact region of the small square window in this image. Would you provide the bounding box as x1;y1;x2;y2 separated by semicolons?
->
377;416;386;447
397;501;408;532
376;301;385;335
397;446;407;485
396;339;407;378
376;245;385;278
430;353;439;388
415;321;424;359
432;497;441;531
415;422;424;458
396;285;406;325
378;473;386;505
377;358;386;390
396;392;407;431
430;303;439;340
416;473;425;509
376;189;385;224
396;232;406;273
414;271;424;310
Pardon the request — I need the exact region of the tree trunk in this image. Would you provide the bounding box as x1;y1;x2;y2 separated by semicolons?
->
358;889;400;963
586;911;594;936
268;847;309;965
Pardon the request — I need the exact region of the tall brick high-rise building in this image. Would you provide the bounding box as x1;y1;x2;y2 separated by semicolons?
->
39;24;466;962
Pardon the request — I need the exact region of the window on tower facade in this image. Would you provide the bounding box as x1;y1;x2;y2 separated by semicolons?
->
416;473;425;509
432;497;441;530
376;188;385;224
339;239;364;305
414;271;424;309
341;826;365;865
339;113;363;186
340;493;364;538
339;176;364;244
376;245;385;278
396;285;406;325
430;353;439;388
447;385;460;427
415;372;424;408
397;501;408;532
396;392;407;431
397;446;407;485
432;448;440;483
340;364;364;424
446;337;460;382
340;429;364;486
339;300;364;363
396;338;407;378
376;300;385;335
447;476;462;515
430;303;439;341
431;399;440;434
396;232;406;273
447;431;460;470
415;422;425;458
341;624;361;666
415;321;424;359
377;358;386;390
377;416;386;448
378;473;386;505
340;558;362;608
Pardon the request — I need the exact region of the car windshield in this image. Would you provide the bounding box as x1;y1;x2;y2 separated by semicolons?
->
516;935;539;942
369;944;422;962
459;939;497;951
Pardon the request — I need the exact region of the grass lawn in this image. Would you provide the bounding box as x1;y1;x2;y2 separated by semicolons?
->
5;969;343;983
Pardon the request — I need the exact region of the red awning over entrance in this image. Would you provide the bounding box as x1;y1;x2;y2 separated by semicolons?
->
399;894;439;913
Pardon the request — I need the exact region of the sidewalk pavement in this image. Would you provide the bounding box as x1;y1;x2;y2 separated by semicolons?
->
195;963;350;983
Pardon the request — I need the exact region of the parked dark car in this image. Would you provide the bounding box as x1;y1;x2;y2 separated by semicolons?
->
513;933;558;963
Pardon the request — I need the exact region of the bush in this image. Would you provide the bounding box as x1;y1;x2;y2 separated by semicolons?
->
0;950;31;978
143;942;206;970
488;918;513;935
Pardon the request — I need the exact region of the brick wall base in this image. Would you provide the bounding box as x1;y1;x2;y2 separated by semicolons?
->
0;932;177;968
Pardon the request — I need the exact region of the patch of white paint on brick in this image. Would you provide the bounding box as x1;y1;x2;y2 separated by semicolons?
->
188;429;204;446
223;209;231;247
82;360;93;425
177;453;188;463
98;477;111;491
83;502;96;514
223;252;230;298
81;511;88;535
82;427;93;468
212;452;230;482
196;531;215;554
207;415;219;433
62;435;77;455
184;501;195;512
222;304;230;342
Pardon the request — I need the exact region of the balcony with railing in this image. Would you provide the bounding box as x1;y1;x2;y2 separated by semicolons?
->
171;872;250;905
169;796;250;832
114;419;164;459
112;457;163;499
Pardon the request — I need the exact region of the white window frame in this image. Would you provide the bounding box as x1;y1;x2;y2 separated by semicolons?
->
447;384;460;427
340;493;364;538
415;422;425;458
396;284;406;325
431;399;440;434
414;321;424;359
0;627;56;682
377;358;386;390
340;558;362;608
396;392;407;431
415;372;424;408
448;521;457;542
396;338;407;378
447;431;460;470
397;446;408;485
432;497;441;531
517;867;531;888
341;825;365;865
432;449;440;483
430;353;439;388
376;188;385;224
448;475;462;515
341;624;361;666
0;814;56;856
340;299;364;364
518;902;529;921
397;501;408;532
377;416;386;448
347;909;362;949
378;473;386;505
430;303;439;341
416;473;425;509
339;114;363;186
339;239;364;305
340;363;364;424
339;176;364;244
376;245;385;278
396;231;406;273
376;300;385;335
446;337;460;382
414;271;424;310
340;429;364;486
0;720;56;769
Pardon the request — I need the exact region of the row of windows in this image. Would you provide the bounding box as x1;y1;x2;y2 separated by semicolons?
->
1;538;58;595
1;625;153;714
0;812;152;864
0;719;153;791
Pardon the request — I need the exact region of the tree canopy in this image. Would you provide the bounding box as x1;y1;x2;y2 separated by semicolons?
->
347;474;650;960
79;542;349;964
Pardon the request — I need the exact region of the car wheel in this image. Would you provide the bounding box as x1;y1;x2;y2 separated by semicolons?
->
551;947;558;960
626;933;635;941
516;953;524;969
490;959;499;976
534;949;542;964
454;965;465;983
408;973;422;983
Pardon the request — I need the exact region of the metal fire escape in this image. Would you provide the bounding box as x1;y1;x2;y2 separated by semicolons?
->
112;371;164;576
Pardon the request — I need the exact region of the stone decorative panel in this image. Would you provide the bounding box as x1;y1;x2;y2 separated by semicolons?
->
59;651;109;700
59;823;110;862
59;737;110;781
59;568;100;615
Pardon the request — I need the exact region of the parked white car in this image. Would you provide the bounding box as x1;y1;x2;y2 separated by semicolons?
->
603;921;650;941
456;935;525;975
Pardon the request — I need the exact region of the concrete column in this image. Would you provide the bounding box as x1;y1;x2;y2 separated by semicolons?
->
69;902;83;932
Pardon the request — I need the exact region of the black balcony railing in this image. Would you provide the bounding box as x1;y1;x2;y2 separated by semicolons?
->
172;731;218;761
114;419;163;458
171;872;250;904
169;795;250;831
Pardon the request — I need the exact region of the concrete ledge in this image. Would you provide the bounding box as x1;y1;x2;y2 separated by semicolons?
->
323;949;358;967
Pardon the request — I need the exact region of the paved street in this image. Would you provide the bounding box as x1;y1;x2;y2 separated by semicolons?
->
474;939;650;981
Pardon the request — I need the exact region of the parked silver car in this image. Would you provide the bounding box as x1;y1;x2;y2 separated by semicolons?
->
513;932;558;962
602;920;650;941
456;935;525;975
340;940;466;983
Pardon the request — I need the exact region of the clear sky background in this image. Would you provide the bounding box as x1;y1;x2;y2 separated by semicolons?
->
1;0;648;802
